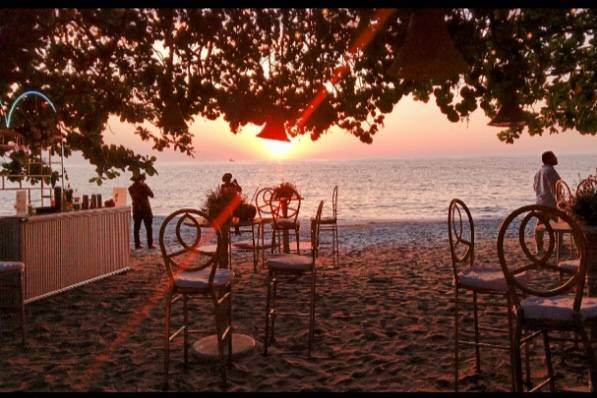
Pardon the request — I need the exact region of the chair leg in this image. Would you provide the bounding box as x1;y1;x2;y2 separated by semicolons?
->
543;329;556;392
577;322;597;392
163;291;172;390
264;271;273;356
19;272;26;346
183;294;189;369
524;334;532;390
507;295;515;392
512;321;525;392
228;235;232;269
251;225;257;273
260;224;266;268
271;277;278;344
213;294;227;386
454;288;459;392
308;269;316;357
472;291;481;373
332;225;338;266
226;286;233;365
295;228;300;254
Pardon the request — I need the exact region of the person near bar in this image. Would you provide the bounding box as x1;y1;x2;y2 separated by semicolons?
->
129;173;155;249
533;150;561;254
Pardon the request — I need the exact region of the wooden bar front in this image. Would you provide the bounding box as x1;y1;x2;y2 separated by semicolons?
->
0;207;130;303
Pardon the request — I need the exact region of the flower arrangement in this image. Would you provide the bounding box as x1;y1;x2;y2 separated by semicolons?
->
202;185;243;222
571;176;597;226
272;181;297;199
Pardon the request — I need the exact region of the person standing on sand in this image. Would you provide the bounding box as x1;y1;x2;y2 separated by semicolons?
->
129;173;155;250
533;151;561;254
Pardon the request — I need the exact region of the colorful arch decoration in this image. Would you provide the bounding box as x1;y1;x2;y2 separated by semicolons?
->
5;90;57;128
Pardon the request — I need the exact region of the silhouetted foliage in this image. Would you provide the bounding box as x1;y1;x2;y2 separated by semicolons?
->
273;182;298;199
1;9;595;182
203;185;241;222
573;179;597;226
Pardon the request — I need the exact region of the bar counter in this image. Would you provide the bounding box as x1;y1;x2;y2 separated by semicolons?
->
0;207;130;303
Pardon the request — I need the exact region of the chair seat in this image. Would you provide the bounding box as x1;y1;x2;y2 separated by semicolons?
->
0;262;24;272
267;254;313;271
197;243;218;254
273;219;299;229
175;268;233;290
231;218;257;227
254;217;273;224
458;267;522;292
233;240;274;250
521;295;597;322
558;259;579;272
311;216;336;225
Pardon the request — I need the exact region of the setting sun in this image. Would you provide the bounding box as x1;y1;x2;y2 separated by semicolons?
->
262;139;293;159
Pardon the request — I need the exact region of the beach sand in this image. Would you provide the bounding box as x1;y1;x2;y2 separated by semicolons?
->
0;222;592;392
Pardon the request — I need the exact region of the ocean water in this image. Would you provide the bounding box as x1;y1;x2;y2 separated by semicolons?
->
1;155;596;224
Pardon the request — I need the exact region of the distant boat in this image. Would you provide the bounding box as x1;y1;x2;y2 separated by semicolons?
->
229;158;234;162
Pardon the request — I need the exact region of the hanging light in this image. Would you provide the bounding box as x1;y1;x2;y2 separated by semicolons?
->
488;101;527;127
256;119;291;142
388;9;469;81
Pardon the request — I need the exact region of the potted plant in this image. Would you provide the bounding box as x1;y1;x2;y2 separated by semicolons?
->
570;175;597;297
202;185;242;268
272;182;297;200
203;186;240;223
272;182;297;215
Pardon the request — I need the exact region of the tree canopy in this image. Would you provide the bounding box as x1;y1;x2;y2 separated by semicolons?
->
0;8;595;182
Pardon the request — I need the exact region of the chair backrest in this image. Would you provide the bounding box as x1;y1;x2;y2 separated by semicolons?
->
447;199;475;283
249;186;260;207
269;186;301;224
497;204;587;311
555;179;573;210
576;175;597;196
331;185;338;219
159;208;221;285
255;187;274;218
311;200;325;261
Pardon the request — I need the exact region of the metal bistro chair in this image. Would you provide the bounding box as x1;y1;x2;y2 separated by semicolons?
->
0;261;26;345
246;187;276;268
159;209;233;388
311;185;339;265
229;218;260;273
269;186;301;254
558;176;597;277
555;179;576;263
228;187;263;273
448;199;528;392
263;200;324;357
576;175;597;197
497;204;597;392
555;180;573;211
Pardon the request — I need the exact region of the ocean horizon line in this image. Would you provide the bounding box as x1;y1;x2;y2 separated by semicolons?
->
63;151;597;166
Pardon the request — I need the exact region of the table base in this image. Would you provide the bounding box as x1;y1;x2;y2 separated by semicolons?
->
192;333;256;360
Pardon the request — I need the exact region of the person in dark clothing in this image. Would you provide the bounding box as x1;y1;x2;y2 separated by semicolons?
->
221;172;242;194
220;173;256;234
128;173;155;249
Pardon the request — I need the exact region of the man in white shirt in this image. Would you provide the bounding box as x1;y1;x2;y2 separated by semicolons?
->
533;151;561;254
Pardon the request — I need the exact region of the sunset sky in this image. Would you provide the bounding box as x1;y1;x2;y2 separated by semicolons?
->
102;93;597;163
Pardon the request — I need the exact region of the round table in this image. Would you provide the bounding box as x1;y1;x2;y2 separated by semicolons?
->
192;333;256;360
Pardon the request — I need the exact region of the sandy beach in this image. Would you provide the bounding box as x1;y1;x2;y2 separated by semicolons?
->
0;221;591;392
